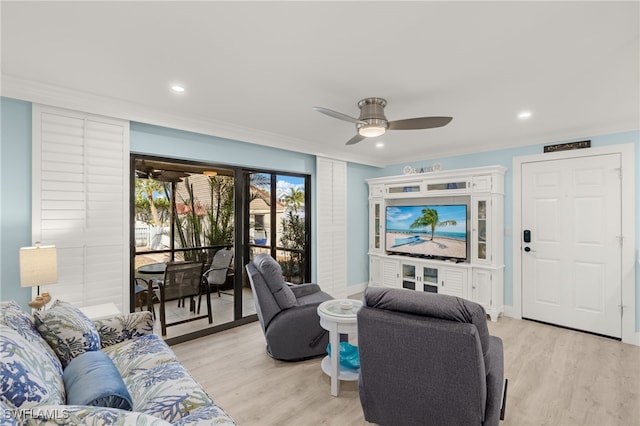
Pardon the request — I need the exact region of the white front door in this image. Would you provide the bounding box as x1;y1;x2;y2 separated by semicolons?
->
521;154;622;338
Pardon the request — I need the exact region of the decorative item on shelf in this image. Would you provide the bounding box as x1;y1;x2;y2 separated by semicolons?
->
339;301;353;311
326;341;360;370
402;162;442;175
19;242;58;310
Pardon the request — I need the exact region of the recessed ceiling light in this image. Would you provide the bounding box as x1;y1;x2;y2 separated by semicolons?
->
375;142;385;148
518;110;532;120
171;84;185;93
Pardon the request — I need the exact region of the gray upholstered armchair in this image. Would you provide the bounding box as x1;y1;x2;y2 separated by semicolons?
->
358;287;507;426
246;253;333;361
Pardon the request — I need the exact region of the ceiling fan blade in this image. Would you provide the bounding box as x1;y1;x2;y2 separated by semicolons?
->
313;106;366;124
161;170;190;178
152;175;183;183
388;116;453;130
346;134;366;145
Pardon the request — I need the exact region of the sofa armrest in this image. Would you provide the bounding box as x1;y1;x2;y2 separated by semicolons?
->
290;283;321;298
171;405;237;425
93;311;154;348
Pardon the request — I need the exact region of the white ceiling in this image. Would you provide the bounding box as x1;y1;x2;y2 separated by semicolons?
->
2;1;638;167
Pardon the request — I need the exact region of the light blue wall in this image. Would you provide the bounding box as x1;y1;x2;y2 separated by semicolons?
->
131;122;316;173
2;98;636;331
0;98;33;307
381;130;640;330
346;162;382;287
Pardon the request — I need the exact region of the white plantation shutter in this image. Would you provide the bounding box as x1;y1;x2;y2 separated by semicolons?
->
32;105;129;310
316;157;347;297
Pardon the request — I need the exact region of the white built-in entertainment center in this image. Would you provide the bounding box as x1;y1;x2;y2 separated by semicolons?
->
367;165;506;321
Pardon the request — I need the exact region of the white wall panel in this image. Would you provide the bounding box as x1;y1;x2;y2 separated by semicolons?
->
316;157;347;298
32;105;129;311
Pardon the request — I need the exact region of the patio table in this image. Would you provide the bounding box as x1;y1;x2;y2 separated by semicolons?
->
137;262;167;275
135;263;167;315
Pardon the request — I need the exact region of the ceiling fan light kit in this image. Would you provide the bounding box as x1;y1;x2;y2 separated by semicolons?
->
313;97;452;145
358;121;387;137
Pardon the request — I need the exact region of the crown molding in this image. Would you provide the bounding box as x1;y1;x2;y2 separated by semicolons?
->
8;75;630;168
388;120;640;166
1;75;385;168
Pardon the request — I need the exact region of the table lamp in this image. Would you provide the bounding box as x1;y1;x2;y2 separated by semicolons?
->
20;243;57;310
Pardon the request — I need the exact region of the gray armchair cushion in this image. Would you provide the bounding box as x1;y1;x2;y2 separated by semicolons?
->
290;283;322;299
253;254;296;309
359;287;504;426
364;286;490;359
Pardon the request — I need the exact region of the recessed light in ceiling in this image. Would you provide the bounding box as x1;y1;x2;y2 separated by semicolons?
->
518;110;532;120
375;142;385;148
171;84;186;93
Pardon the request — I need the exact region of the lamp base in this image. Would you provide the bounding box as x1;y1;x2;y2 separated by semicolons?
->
28;292;52;310
28;296;46;310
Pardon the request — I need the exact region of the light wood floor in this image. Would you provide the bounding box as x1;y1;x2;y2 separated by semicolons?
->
173;316;640;426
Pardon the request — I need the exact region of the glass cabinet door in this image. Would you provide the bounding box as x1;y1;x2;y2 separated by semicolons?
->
422;267;438;293
402;264;416;290
387;183;422;195
374;202;381;249
473;197;491;264
370;199;383;253
477;200;487;260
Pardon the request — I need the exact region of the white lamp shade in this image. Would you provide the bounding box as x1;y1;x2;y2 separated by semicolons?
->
19;245;58;287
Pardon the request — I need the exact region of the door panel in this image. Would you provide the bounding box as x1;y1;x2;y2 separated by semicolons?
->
533;258;561;307
574;262;604;313
522;154;621;338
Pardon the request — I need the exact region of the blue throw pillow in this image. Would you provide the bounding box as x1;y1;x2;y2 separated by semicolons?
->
63;351;132;411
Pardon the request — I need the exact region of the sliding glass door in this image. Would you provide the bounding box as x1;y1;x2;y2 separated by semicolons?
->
131;156;311;343
132;156;243;342
244;171;311;316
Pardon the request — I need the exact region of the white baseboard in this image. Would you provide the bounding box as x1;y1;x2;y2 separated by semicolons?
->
503;305;521;320
346;282;368;298
625;331;640;347
504;305;640;347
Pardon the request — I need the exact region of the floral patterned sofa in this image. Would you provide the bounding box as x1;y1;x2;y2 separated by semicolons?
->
0;300;236;425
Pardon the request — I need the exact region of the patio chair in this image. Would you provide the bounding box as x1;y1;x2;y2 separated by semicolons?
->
200;248;234;302
134;277;155;318
151;261;211;335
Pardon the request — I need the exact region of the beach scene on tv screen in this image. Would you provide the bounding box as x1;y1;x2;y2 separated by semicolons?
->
386;205;467;259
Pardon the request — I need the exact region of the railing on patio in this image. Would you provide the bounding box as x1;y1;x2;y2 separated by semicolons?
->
249;245;307;284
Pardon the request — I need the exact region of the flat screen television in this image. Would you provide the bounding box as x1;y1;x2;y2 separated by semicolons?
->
385;204;468;260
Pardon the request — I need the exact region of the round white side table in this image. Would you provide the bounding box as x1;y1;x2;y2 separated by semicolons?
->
317;299;362;397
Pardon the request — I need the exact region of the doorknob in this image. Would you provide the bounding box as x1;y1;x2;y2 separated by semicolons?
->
524;247;535;253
